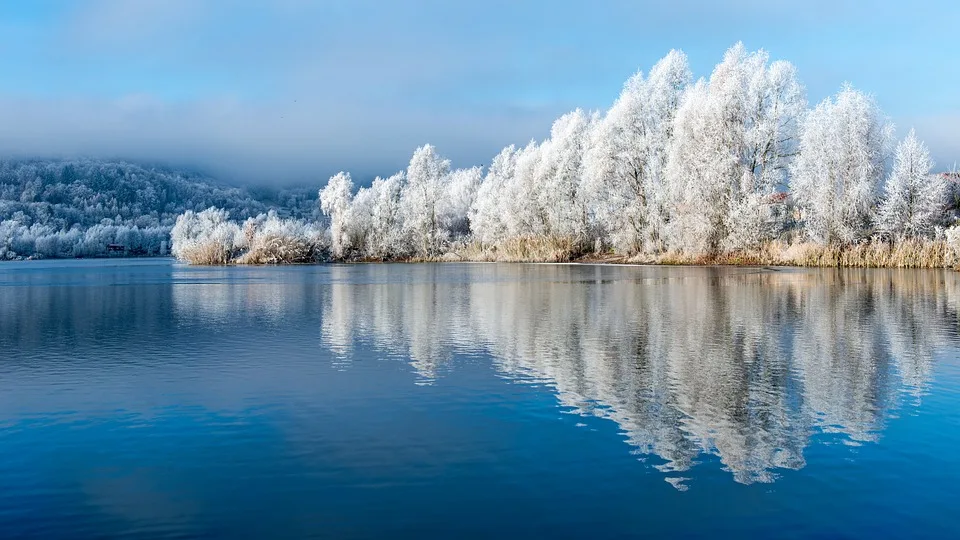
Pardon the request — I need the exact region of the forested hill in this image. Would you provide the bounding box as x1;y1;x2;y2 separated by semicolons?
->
0;159;319;259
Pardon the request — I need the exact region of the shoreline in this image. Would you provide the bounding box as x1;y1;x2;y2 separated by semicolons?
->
6;254;957;271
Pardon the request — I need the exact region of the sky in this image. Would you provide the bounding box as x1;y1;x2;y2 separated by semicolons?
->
0;0;957;185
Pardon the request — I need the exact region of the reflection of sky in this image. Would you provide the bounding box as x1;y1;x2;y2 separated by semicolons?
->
1;261;960;537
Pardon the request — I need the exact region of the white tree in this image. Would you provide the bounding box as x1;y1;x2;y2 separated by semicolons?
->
790;85;894;244
470;145;517;246
439;166;482;239
663;80;718;254
501;141;545;240
536;109;596;243
343;183;375;255
367;173;405;259
399;145;451;257
319;171;355;258
664;43;804;254
584;49;691;253
876;129;945;240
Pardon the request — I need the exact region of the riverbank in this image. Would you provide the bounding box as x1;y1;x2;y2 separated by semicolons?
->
442;239;958;269
1;254;173;262
170;232;960;269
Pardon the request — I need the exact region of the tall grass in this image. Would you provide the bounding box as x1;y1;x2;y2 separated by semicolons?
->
456;236;586;263
175;239;236;265
455;238;960;269
235;233;320;265
747;240;952;268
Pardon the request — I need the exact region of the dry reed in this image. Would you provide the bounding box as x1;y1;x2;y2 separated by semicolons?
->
176;240;235;265
454;238;959;269
235;233;320;265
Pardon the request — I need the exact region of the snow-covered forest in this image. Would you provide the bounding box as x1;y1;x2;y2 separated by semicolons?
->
0;159;319;259
173;43;956;266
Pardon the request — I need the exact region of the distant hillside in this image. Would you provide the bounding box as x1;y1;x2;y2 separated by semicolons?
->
0;159;320;259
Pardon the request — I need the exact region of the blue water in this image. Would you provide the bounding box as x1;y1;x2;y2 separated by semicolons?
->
1;260;959;539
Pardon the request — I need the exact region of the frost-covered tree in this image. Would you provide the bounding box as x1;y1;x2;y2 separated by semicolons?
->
317;148;475;261
664;43;804;254
319;172;355;258
438;166;482;239
340;172;406;260
365;173;405;259
399;145;452;257
663;81;718;254
501;141;545;240
470;145;517;246
876;129;946;240
790;85;894;244
536;109;596;243
584;50;691;253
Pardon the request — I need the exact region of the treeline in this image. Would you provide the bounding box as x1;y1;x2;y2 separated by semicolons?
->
0;159;319;259
303;43;957;265
158;43;960;266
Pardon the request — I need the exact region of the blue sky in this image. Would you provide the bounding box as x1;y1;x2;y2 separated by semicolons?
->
0;0;957;184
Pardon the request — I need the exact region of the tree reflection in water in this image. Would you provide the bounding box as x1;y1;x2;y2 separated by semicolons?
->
315;264;959;488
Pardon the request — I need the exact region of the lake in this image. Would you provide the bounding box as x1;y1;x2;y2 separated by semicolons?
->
1;259;959;539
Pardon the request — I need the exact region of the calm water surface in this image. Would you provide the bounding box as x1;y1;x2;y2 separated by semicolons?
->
1;259;959;539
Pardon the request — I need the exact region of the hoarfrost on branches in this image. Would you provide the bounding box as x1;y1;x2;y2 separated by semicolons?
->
790;85;894;244
876;129;946;240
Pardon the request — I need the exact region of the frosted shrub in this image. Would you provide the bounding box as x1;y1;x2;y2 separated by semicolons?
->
237;211;326;264
169;208;327;265
170;208;244;265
